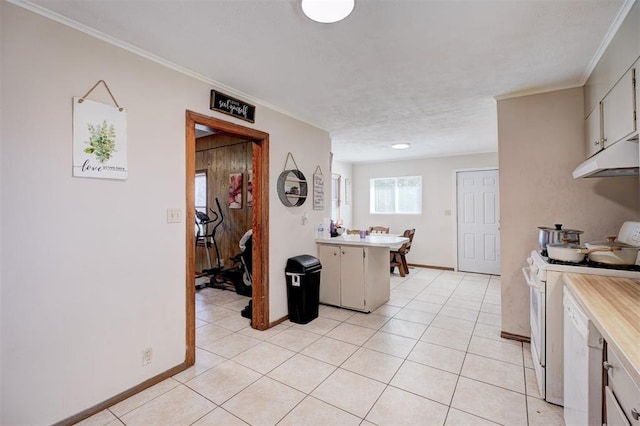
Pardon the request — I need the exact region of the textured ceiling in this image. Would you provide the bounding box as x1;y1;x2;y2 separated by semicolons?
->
22;0;630;163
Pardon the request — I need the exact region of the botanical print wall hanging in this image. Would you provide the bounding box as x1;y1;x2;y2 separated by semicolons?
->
72;80;127;180
229;173;243;209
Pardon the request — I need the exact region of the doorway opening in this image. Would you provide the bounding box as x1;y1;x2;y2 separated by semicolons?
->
185;110;270;365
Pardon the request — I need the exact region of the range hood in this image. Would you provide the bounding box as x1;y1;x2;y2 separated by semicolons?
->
572;138;639;178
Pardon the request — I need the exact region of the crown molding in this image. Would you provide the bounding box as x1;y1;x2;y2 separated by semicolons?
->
7;0;322;130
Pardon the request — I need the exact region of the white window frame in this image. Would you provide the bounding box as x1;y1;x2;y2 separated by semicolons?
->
369;175;422;214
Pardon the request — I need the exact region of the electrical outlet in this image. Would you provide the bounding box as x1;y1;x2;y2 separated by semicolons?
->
142;347;153;366
167;208;182;223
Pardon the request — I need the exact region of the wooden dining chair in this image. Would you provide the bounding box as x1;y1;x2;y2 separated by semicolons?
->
368;226;390;234
390;228;415;277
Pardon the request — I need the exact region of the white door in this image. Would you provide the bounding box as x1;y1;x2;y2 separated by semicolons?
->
457;169;501;275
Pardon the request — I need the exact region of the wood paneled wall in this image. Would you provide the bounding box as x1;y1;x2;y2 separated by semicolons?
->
195;134;252;273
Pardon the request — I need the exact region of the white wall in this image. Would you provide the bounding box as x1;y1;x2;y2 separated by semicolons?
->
497;87;638;338
0;3;330;424
353;153;499;268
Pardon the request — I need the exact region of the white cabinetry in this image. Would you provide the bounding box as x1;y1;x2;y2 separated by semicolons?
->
605;345;640;426
317;244;390;313
339;246;366;310
585;105;603;158
601;67;637;148
584;65;637;158
318;245;341;306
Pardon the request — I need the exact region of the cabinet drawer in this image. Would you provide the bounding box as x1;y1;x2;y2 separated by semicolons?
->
606;386;632;426
606;346;640;425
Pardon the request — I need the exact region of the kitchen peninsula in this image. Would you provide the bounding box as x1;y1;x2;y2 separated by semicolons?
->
316;234;409;312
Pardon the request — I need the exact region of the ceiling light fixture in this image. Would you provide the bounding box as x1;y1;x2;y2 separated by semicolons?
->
301;0;355;23
392;143;410;149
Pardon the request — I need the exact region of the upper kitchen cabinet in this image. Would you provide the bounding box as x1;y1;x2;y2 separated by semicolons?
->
585;105;603;158
583;2;639;116
581;2;638;160
601;66;637;149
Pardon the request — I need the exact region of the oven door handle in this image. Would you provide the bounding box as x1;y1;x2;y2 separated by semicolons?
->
522;266;541;290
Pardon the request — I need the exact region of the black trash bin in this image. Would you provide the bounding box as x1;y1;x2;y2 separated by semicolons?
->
285;255;322;324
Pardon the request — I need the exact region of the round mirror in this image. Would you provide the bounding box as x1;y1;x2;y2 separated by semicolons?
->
277;169;308;207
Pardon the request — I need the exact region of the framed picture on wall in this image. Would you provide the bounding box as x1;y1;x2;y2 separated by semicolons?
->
247;171;253;207
229;173;243;209
313;172;324;210
73;97;128;180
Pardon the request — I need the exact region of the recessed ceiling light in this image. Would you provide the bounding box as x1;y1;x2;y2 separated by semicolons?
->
392;143;410;149
301;0;355;23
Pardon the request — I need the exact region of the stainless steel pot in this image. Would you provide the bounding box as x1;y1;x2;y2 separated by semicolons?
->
538;224;583;251
585;237;640;265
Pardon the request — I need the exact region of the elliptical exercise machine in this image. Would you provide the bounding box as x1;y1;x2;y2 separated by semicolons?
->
194;197;253;298
195;198;224;288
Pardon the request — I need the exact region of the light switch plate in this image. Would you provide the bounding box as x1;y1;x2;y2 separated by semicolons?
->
167;208;182;223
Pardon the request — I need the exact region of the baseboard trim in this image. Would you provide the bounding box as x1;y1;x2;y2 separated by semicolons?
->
500;331;531;343
270;314;289;327
54;361;191;426
408;263;454;271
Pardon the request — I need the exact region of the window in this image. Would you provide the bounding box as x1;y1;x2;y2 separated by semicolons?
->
195;171;207;235
370;176;422;214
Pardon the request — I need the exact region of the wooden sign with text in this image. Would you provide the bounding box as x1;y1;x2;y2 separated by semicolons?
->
210;90;255;123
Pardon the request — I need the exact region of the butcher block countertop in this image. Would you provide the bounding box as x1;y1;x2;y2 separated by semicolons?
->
563;273;640;385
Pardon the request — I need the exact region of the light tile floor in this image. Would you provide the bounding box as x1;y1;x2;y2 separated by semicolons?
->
78;267;565;425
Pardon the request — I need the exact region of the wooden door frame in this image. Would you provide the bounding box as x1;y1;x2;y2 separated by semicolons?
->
185;110;270;365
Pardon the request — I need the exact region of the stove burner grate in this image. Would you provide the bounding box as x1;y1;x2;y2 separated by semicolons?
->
547;257;640;272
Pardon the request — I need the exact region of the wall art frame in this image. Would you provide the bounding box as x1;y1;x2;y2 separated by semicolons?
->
313;165;324;210
72;80;127;180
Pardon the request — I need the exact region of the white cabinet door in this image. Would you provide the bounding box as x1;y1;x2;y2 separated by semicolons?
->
456;169;501;275
339;246;365;311
318;245;341;306
602;67;636;148
585;105;603;158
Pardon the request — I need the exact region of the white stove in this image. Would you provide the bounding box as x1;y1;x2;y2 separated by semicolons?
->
523;221;640;406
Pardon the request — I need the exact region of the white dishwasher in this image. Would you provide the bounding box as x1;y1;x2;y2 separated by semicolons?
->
563;286;604;426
